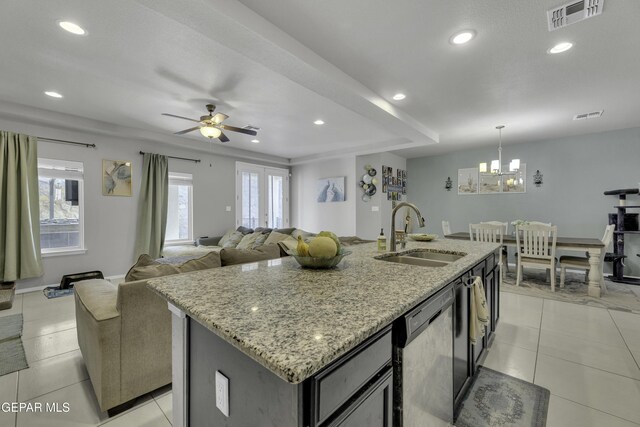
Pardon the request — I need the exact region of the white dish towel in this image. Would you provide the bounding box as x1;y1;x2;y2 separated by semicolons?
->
469;276;489;345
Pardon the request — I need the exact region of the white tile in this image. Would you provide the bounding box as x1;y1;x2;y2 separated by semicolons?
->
500;291;544;311
154;392;172;425
535;354;640;424
22;328;79;364
493;321;540;351
499;292;543;329
538;329;640;379
16;380;107;427
0;372;18;427
0;294;22;318
99;401;171;427
22;292;75;322
22;311;76;339
541;310;627;348
543;299;611;321
546;395;639;427
610;310;640;332
18;349;88;401
480;341;537;382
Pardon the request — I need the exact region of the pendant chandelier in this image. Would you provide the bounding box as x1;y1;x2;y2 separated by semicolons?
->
479;125;520;175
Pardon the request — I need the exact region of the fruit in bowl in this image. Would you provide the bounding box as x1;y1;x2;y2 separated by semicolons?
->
289;232;350;269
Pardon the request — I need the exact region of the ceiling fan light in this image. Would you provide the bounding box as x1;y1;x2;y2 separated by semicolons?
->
490;160;500;173
479;163;487;173
509;159;520;172
200;126;221;139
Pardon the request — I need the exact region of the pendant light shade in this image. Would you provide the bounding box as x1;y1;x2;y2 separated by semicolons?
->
200;126;222;139
479;125;520;175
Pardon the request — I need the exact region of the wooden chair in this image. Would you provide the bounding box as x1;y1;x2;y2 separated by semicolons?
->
442;220;452;236
481;221;509;272
469;223;505;283
516;223;558;291
559;224;615;293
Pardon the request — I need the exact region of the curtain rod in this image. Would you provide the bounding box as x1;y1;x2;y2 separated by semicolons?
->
139;151;201;163
38;137;96;148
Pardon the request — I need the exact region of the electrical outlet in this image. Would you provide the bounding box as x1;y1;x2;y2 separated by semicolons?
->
225;206;232;212
215;371;229;417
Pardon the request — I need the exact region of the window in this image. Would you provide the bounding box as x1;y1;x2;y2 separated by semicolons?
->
236;162;289;229
38;158;84;253
166;172;193;243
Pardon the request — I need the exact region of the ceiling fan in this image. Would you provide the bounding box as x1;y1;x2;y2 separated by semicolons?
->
162;104;257;143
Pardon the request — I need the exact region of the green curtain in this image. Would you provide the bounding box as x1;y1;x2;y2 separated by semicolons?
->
0;131;43;282
134;153;168;259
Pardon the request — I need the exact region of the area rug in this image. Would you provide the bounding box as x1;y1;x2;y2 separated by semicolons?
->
456;366;550;427
501;269;640;314
0;314;28;375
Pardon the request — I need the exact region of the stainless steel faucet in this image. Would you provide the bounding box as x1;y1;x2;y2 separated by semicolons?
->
390;202;426;252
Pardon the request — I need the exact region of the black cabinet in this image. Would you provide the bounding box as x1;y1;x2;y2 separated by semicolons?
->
452;276;471;408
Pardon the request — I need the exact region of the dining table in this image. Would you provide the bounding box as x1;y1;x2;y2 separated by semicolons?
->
445;232;606;298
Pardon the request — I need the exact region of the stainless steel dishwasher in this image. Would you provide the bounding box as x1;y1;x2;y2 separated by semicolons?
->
393;283;454;427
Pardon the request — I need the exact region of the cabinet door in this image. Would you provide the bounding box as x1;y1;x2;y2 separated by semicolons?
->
453;279;471;406
484;267;496;340
326;370;392;427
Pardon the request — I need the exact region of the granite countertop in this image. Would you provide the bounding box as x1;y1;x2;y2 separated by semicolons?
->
148;238;499;384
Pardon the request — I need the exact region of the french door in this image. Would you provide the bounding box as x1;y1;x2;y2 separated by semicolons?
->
236;162;289;229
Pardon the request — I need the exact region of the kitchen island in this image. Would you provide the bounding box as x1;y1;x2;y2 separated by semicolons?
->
149;239;500;426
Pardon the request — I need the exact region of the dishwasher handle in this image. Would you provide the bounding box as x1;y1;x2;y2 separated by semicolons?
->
395;284;454;347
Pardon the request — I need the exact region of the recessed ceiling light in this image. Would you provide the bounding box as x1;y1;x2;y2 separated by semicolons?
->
451;30;476;45
58;21;86;36
251;139;260;143
44;91;63;99
548;42;573;54
314;119;325;125
392;93;406;101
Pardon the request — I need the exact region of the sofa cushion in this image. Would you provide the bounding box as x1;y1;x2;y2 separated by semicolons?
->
252;232;270;248
264;231;291;246
176;252;221;272
254;227;273;234
236;226;254;235
220;244;281;266
277;236;298;254
197;236;221;247
125;264;180;282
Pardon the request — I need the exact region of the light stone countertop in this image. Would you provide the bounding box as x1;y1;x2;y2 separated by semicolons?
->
148;238;499;384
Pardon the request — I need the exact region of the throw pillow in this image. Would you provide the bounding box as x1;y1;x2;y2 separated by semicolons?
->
220;244;281;266
221;231;244;248
273;227;296;235
236;232;261;250
252;232;270;249
218;229;237;247
124;254;158;282
277;236;298;254
264;231;290;246
125;263;181;282
236;226;254;235
176;252;222;272
254;227;273;234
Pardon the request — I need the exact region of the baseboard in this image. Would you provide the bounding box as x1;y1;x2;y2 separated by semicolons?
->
16;274;126;295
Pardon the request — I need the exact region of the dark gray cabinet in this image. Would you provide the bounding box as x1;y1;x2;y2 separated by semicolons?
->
452;276;471;409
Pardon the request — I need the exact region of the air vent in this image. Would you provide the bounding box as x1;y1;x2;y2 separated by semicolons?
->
573;110;604;120
548;0;604;31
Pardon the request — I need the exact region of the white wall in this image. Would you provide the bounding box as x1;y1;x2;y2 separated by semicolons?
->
407;127;640;275
291;156;356;235
0;119;286;290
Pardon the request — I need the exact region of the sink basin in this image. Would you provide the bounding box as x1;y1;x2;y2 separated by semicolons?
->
376;256;450;268
402;251;464;263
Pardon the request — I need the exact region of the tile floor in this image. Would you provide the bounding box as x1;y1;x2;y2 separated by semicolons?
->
1;289;639;426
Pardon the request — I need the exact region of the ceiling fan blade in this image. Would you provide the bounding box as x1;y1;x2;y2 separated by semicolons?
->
162;113;201;123
174;126;201;135
220;124;257;136
212;113;229;124
218;132;230;143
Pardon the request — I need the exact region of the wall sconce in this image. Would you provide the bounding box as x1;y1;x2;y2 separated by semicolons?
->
533;170;543;187
445;176;452;191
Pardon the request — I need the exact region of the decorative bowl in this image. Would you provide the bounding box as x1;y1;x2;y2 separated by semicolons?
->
408;233;438;242
287;249;352;269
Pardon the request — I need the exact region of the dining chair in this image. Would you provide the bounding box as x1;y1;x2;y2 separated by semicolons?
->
469;223;505;283
481;221;509;272
516;223;558;291
442;220;452;236
559;224;615;293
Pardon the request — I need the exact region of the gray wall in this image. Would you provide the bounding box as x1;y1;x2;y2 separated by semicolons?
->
407;127;640;275
0;119;285;290
291;156;357;236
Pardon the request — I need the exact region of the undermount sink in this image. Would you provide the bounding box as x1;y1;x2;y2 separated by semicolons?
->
402;251;464;263
375;250;466;268
378;256;451;267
